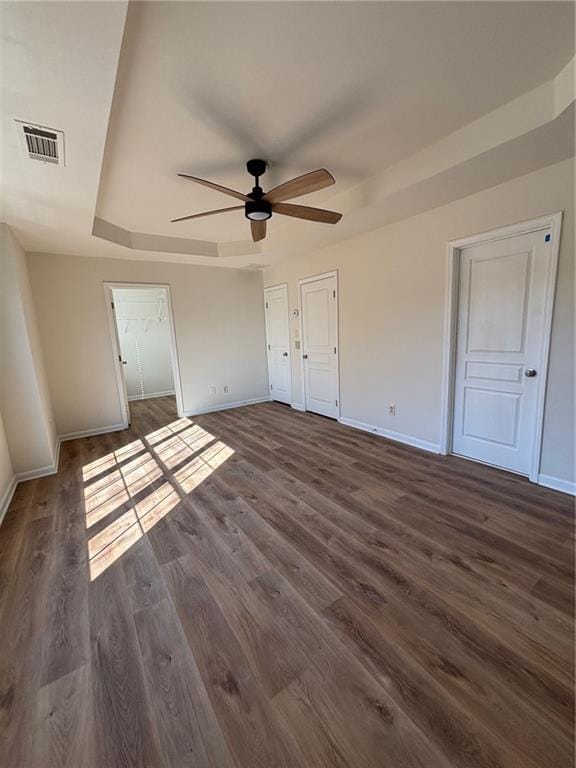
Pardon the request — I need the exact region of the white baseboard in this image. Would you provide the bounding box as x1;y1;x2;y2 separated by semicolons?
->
128;390;175;402
183;396;271;418
338;416;440;454
290;402;306;412
538;474;576;496
0;398;269;527
59;423;127;442
13;432;62;484
0;475;18;526
15;461;59;483
1;436;62;525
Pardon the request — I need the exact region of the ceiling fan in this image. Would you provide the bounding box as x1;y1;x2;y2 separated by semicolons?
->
171;159;342;243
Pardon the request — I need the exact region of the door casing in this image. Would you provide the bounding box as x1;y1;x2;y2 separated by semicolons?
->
104;282;185;428
439;212;563;482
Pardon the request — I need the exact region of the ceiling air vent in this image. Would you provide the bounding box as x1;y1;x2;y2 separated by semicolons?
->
15;120;65;165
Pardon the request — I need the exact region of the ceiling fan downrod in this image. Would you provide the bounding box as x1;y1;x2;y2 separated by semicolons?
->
246;158;267;194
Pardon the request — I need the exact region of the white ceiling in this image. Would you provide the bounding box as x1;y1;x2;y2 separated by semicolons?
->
98;0;574;242
1;0;128;257
1;1;574;267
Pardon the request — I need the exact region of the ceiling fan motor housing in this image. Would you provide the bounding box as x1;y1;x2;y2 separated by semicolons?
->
245;198;272;221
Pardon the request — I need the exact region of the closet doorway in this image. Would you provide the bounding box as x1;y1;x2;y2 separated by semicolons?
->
104;283;184;427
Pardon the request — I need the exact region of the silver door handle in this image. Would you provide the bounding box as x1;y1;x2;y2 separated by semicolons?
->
524;368;537;377
122;360;128;365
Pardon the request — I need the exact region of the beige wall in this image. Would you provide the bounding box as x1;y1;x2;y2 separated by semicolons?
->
0;224;58;476
264;158;575;485
27;254;269;436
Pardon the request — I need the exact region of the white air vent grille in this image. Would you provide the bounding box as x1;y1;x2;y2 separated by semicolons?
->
15;120;65;165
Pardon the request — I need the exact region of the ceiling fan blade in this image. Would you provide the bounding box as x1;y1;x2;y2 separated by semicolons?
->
272;202;342;224
251;219;267;242
171;205;243;223
265;169;335;203
177;173;249;202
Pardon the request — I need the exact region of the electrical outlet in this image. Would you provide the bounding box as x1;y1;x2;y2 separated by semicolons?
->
388;404;396;416
209;385;216;395
223;385;229;393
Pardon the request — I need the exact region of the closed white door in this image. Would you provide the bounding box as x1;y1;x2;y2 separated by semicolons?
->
300;274;339;419
452;228;553;475
264;285;292;405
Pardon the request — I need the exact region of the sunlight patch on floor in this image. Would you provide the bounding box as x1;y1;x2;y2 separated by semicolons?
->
174;441;235;493
145;418;192;446
89;519;144;581
82;439;145;481
84;418;233;580
83;453;163;530
153;426;216;470
85;487;130;529
136;483;180;533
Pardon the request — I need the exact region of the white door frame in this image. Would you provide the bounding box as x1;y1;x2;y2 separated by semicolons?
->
298;270;341;418
263;282;292;404
439;212;563;482
103;282;185;427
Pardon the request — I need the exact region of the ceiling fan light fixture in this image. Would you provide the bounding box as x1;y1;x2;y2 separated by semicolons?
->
173;163;342;241
245;199;272;221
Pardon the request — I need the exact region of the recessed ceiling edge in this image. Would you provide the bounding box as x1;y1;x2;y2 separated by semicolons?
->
92;217;261;258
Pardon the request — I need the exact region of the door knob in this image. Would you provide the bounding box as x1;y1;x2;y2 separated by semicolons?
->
524;368;537;378
303;354;308;359
282;352;288;357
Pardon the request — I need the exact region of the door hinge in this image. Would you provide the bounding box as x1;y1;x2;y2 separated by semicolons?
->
334;346;337;354
270;384;273;390
268;344;271;350
333;290;336;298
118;354;122;363
111;301;115;310
335;399;338;406
265;301;269;308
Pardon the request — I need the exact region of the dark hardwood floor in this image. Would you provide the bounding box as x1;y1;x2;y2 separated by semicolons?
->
0;395;574;767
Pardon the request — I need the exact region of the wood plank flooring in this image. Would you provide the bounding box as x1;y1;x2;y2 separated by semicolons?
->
0;395;574;767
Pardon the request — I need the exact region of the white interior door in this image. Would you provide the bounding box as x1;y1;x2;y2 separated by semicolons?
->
300;274;339;419
452;228;553;475
264;285;292;405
